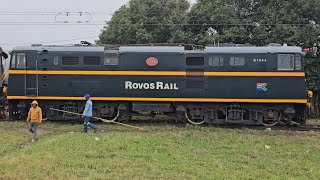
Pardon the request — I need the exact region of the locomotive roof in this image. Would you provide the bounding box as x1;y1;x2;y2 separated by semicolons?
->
204;46;302;53
12;46;104;52
11;45;302;54
119;46;185;53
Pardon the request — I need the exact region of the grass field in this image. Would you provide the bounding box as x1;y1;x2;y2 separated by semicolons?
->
0;121;320;179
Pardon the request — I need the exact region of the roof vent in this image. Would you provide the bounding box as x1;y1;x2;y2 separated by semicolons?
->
80;41;92;46
208;43;254;47
267;43;282;47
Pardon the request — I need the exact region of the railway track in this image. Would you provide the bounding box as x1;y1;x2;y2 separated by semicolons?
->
133;122;320;132
206;124;320;132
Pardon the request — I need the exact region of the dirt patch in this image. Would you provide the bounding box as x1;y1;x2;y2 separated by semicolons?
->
306;119;320;127
22;128;49;135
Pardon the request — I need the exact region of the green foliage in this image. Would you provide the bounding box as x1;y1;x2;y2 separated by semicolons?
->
305;55;320;91
98;0;192;44
189;0;250;44
99;0;320;46
189;0;320;46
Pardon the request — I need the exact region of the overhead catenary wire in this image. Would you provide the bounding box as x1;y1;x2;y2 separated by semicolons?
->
0;11;115;15
0;11;318;25
0;22;315;46
0;10;194;15
0;22;317;26
0;11;318;21
0;10;317;26
0;11;317;46
1;35;99;46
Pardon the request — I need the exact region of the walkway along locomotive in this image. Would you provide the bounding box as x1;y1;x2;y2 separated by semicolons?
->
7;45;307;126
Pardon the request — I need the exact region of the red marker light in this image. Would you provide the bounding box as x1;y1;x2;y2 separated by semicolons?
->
146;57;158;67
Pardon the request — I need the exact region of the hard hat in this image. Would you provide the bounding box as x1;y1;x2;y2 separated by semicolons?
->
84;94;91;98
31;100;38;105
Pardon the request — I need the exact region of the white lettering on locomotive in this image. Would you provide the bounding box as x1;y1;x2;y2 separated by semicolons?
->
125;81;178;90
253;58;267;62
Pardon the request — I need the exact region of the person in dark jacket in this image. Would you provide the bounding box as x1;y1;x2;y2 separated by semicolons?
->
82;94;97;133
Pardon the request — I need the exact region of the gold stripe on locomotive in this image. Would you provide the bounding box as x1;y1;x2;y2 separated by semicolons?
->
9;70;305;77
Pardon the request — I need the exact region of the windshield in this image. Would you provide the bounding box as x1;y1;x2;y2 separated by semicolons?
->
0;47;9;86
0;48;2;63
0;48;3;71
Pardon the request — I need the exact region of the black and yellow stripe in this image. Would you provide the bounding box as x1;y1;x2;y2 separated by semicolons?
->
7;96;307;104
9;70;305;77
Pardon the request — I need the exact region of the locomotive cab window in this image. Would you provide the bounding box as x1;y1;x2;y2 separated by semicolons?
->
230;57;245;66
104;53;118;66
16;53;26;69
10;53;16;69
209;57;223;66
295;55;302;70
278;54;294;70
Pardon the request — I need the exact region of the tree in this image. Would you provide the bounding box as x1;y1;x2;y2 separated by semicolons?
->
189;0;320;47
188;0;253;45
98;0;192;44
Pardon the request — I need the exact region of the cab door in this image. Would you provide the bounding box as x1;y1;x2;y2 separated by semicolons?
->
24;51;38;96
13;51;37;96
184;53;207;98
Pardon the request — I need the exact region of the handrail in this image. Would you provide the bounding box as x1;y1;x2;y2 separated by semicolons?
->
35;60;39;96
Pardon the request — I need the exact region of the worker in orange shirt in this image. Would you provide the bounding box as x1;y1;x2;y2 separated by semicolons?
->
27;100;43;143
307;90;313;118
307;90;313;97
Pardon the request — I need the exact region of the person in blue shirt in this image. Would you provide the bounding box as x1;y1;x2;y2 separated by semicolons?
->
82;94;97;133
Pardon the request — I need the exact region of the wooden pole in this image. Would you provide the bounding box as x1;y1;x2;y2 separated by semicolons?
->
49;108;146;131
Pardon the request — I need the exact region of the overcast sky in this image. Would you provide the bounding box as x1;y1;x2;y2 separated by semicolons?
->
0;0;197;50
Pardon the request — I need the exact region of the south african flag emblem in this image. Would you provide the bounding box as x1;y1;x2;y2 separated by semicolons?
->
257;83;267;92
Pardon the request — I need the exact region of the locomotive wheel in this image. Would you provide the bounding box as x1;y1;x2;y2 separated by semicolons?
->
184;110;205;125
262;110;281;127
117;112;132;123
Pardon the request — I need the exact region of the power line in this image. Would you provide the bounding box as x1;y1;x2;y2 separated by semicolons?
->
0;11;200;17
0;10;187;14
0;21;107;24
0;23;105;25
0;11;115;15
0;22;317;26
1;11;317;25
2;36;99;46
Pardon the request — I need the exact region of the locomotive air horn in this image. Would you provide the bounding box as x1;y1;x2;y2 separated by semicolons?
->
49;108;146;131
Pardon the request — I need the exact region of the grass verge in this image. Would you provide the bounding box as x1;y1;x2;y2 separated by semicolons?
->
0;121;319;179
